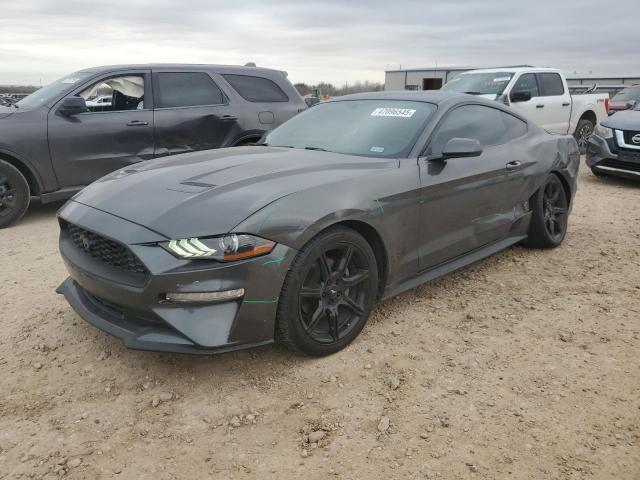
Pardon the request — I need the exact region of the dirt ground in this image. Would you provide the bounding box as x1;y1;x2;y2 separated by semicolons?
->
1;160;639;480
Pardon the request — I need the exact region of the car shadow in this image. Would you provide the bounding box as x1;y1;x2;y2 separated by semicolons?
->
18;199;65;226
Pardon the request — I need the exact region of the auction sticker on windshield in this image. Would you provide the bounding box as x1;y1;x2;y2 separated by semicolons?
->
371;108;416;118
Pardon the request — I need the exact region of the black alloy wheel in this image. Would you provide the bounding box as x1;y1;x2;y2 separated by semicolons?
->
524;174;568;249
542;177;568;241
277;227;378;356
299;245;370;343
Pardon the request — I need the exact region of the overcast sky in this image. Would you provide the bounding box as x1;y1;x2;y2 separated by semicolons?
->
1;0;639;86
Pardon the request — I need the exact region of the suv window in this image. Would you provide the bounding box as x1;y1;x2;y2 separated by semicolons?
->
80;75;145;112
222;74;289;102
431;105;527;152
155;72;224;108
512;73;539;98
538;73;565;96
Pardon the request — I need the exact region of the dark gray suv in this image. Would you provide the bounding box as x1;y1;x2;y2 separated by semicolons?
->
0;64;306;228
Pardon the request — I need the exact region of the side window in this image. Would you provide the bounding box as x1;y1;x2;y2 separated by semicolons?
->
500;111;528;141
155;72;224;108
222;74;289;102
430;105;525;152
512;73;539;97
538;73;565;96
80;75;145;112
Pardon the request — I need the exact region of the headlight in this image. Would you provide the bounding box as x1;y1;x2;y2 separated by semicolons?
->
163;234;275;261
594;124;613;139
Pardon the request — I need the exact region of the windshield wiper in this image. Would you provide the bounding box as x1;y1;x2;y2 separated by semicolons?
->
304;146;328;152
463;91;483;95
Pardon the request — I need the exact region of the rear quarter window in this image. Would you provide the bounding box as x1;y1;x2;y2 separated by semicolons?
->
222;74;289;103
538;73;565;96
155;72;224;108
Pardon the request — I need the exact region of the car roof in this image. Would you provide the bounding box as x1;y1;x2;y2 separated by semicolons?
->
76;64;287;76
460;67;561;75
330;90;493;105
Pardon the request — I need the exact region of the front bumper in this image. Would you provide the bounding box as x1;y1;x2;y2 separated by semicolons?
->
56;200;296;354
586;135;640;180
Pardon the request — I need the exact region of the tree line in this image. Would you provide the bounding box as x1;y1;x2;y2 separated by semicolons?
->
294;81;384;97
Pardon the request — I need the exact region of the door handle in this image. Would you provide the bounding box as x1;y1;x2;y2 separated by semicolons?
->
562;102;570;106
126;120;149;126
506;161;522;170
221;115;237;122
536;104;544;108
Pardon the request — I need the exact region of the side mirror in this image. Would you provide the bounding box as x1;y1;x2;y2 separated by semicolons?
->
441;138;483;159
510;90;532;103
58;96;87;116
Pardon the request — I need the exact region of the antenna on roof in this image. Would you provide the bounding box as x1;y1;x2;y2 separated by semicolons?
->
244;62;257;67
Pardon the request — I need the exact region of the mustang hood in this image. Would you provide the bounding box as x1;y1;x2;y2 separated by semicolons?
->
72;146;397;240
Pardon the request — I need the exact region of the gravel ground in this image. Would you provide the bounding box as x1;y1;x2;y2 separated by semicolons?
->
1;160;639;480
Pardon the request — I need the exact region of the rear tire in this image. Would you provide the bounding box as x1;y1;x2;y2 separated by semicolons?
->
574;118;594;155
0;160;30;229
523;174;568;249
276;227;378;356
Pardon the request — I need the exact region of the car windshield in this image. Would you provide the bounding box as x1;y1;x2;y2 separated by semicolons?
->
264;100;436;158
441;72;513;95
612;87;640;103
16;71;92;110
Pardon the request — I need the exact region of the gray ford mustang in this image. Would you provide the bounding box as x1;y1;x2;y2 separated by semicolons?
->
56;91;580;356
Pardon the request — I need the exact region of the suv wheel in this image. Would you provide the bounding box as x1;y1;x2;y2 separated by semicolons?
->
0;160;30;229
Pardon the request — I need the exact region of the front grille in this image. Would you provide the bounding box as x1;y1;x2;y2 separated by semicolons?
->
601;159;640;173
65;223;148;275
622;130;640;145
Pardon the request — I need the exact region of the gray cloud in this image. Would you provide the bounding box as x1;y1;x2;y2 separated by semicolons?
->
1;0;638;86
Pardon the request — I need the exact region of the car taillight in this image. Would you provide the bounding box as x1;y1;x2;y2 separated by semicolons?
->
605;97;610;114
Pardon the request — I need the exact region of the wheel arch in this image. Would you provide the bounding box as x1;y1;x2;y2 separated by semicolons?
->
550;170;572;207
231;130;266;146
0;150;42;195
578;109;597;126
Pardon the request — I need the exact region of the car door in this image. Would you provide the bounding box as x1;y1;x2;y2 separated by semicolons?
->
418;104;529;270
536;72;571;134
47;70;154;188
152;71;242;157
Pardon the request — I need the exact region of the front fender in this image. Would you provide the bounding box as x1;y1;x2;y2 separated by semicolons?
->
232;163;423;289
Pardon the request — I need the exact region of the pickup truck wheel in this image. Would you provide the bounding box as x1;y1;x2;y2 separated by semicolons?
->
574;119;594;154
0;160;30;229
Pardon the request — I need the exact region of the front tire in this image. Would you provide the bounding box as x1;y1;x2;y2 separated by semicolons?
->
574;118;594;155
276;227;378;356
523;174;568;249
0;160;30;229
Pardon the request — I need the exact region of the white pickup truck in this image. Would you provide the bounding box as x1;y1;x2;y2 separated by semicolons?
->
441;67;609;152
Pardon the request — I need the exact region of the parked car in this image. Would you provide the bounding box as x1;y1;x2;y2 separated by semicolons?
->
56;91;580;356
586;105;640;180
0;64;306;228
0;95;13;107
85;95;112;109
442;67;609;153
607;85;640;115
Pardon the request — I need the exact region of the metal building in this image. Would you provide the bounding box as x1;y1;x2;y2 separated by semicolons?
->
385;67;473;91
